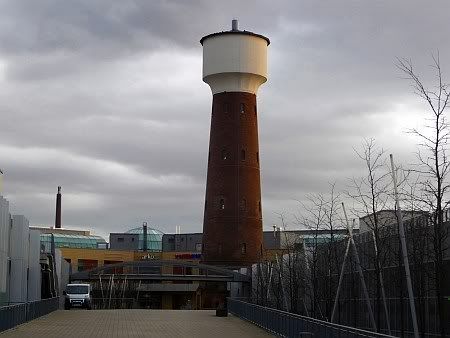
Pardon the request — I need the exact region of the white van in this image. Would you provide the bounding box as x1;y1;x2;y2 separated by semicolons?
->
64;283;92;310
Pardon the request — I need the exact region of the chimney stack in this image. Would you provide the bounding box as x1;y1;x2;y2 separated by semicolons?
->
142;222;148;252
55;186;62;229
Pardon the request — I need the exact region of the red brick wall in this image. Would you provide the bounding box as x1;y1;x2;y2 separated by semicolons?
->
202;92;263;266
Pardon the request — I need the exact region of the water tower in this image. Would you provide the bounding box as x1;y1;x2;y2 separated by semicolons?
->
200;20;269;267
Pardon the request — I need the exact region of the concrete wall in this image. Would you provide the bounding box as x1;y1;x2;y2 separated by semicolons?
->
27;229;41;301
162;233;203;252
109;233;139;251
0;197;10;304
9;215;30;303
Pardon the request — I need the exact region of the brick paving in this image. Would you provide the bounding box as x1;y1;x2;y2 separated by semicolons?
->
1;310;274;337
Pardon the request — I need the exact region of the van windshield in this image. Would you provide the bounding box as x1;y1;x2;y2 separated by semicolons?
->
66;285;89;294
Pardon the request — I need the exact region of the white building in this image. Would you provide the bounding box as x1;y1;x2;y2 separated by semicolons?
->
0;195;42;305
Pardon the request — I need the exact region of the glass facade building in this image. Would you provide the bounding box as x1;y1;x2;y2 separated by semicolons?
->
40;233;107;252
125;227;164;252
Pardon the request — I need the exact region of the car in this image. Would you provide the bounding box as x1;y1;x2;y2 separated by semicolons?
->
64;283;92;310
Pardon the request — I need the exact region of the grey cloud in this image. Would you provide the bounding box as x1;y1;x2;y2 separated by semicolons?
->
1;0;449;236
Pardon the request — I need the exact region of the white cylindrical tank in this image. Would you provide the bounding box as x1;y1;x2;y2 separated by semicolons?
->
201;21;269;95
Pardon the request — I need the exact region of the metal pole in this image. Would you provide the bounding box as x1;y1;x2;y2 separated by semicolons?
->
99;274;104;307
390;154;420;338
372;231;392;335
275;254;289;311
330;229;352;322
343;203;377;331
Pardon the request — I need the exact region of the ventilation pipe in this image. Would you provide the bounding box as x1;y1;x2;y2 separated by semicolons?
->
143;222;148;252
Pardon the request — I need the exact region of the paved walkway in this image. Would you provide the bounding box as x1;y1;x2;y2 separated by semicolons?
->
1;310;274;337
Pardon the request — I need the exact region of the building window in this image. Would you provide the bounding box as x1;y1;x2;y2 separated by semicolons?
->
258;201;261;213
205;200;207;210
131;238;135;242
219;198;225;210
222;149;228;160
240;103;245;114
241;149;246;161
256;152;259;163
223;103;228;113
241;243;247;254
195;243;202;252
254;105;257;116
117;237;124;243
240;199;247;211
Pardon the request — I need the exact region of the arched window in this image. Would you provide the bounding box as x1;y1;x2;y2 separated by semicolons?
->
240;103;245;114
241;149;246;161
222;149;228;160
240;199;247;211
241;243;247;254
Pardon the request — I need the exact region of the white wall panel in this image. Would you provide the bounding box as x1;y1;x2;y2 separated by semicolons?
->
0;197;10;304
27;229;41;301
9;215;29;303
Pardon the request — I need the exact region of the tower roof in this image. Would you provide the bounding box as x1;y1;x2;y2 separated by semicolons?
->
200;22;270;46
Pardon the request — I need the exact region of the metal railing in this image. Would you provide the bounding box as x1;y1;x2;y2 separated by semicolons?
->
228;298;397;338
0;297;59;333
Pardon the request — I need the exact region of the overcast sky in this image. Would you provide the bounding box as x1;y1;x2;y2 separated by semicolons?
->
1;0;449;239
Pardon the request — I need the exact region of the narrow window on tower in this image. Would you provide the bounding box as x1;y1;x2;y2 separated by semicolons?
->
219;198;225;210
240;103;245;114
240;199;247;211
241;149;246;161
254;105;257;116
205;200;207;210
256;152;259;163
258;201;262;213
222;149;228;160
223;103;228;113
241;243;247;254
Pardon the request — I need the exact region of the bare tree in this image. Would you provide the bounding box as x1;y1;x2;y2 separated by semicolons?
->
347;138;394;332
397;54;450;337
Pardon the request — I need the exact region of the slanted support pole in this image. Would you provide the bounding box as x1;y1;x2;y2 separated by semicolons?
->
390;154;419;338
343;203;377;331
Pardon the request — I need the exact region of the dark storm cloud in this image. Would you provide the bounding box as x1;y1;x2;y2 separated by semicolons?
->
1;0;449;238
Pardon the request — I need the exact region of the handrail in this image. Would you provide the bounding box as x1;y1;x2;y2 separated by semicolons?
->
228;298;396;338
0;297;59;333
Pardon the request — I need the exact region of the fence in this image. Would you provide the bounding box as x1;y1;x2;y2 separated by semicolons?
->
0;297;59;332
228;298;396;338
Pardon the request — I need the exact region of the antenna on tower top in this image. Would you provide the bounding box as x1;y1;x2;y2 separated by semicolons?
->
232;19;239;31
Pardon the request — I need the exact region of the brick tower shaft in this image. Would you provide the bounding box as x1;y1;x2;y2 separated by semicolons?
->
202;92;263;266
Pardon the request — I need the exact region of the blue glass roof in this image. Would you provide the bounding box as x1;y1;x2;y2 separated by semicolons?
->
125;227;164;252
40;233;107;251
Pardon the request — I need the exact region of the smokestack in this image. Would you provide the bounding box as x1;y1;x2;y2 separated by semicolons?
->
55;186;62;229
143;222;148;252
